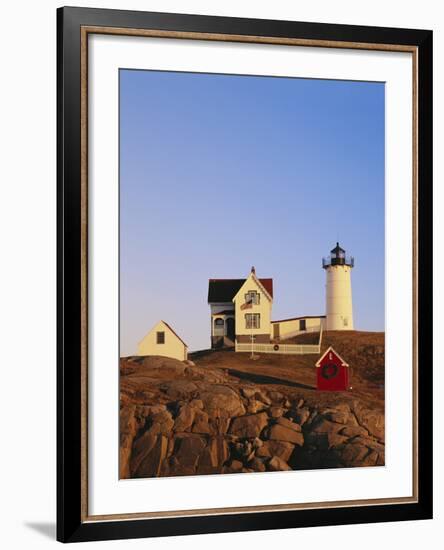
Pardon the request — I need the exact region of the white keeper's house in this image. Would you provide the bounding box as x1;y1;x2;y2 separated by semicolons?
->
208;243;354;349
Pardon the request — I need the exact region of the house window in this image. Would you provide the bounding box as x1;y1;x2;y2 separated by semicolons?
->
156;331;165;344
299;319;306;331
214;318;224;327
245;290;260;305
245;313;260;329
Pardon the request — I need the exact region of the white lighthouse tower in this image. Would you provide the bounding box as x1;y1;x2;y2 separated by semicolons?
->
323;242;354;331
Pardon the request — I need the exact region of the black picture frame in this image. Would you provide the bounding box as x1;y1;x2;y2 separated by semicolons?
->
57;6;433;543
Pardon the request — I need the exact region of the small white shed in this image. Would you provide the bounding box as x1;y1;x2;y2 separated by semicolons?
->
137;320;188;361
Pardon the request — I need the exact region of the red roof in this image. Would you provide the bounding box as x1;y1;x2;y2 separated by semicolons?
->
259;278;273;298
315;346;349;367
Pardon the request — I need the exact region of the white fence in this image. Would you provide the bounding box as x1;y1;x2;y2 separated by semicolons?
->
235;322;323;355
235;342;321;355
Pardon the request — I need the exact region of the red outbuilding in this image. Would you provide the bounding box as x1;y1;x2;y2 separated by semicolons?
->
315;346;350;391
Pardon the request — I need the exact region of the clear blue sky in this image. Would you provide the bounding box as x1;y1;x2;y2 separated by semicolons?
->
119;69;385;355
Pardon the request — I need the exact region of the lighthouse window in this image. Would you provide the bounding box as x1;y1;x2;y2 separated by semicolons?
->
343;317;348;327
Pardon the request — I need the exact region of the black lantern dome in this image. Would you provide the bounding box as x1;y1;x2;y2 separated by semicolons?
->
322;242;354;268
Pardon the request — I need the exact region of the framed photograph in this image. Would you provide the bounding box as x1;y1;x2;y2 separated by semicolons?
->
57;6;433;543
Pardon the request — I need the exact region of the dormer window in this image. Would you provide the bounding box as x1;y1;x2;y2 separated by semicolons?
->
245;290;260;305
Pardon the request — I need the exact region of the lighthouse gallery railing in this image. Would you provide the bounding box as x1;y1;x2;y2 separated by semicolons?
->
322;255;354;268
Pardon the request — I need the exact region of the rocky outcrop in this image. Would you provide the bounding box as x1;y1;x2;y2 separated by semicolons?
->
120;355;385;478
229;412;268;438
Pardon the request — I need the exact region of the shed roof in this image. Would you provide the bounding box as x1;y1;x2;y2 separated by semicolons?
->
315;346;349;367
160;320;188;347
208;278;273;302
141;320;187;348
